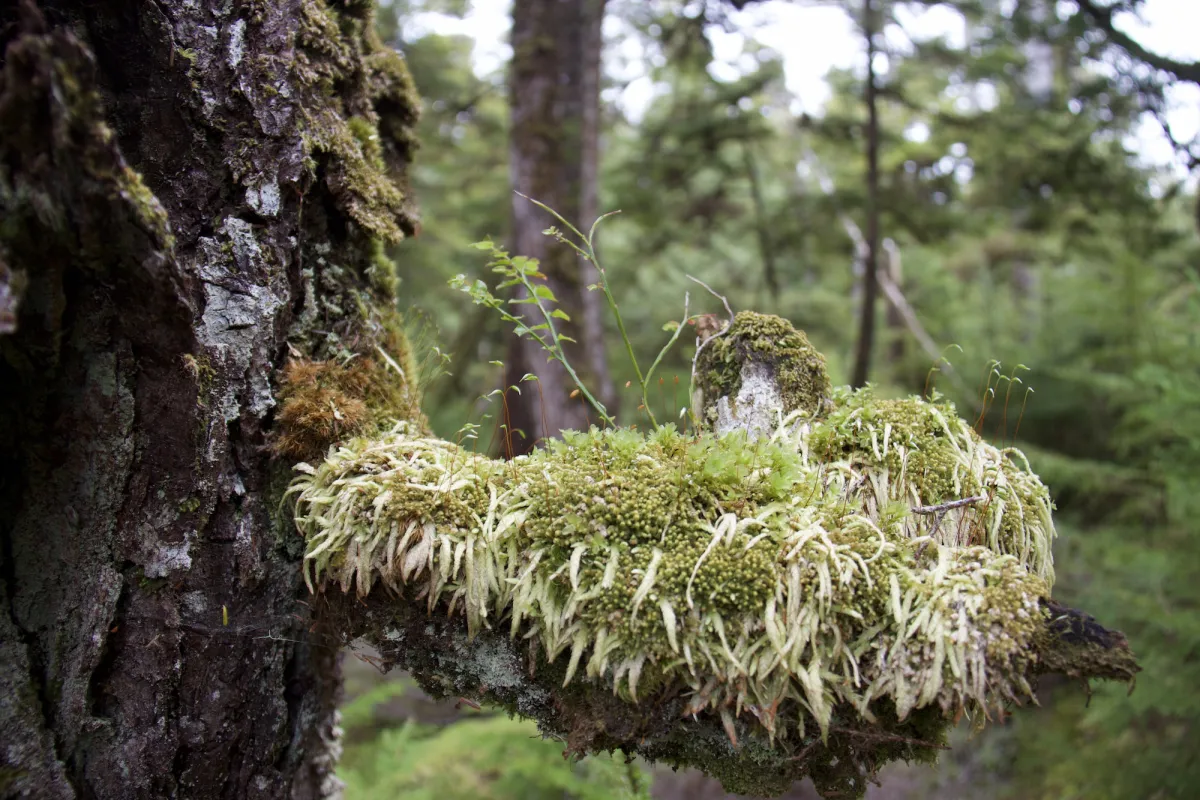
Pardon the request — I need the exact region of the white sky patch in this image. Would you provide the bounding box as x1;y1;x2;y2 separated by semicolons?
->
409;0;1198;176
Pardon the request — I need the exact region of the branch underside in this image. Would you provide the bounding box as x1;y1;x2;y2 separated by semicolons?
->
320;586;1136;799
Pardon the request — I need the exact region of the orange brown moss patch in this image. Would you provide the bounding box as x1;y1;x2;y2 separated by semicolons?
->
273;307;427;461
273;358;373;461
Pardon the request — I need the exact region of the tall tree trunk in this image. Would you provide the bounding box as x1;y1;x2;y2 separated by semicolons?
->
850;0;881;389
743;142;780;300
505;0;611;453
0;1;421;797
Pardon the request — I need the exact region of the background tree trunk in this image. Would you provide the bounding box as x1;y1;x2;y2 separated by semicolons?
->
850;0;881;389
505;0;611;453
0;1;420;796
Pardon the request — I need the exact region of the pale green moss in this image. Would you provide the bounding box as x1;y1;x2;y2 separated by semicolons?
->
114;166;173;249
292;408;1052;743
806;386;1056;585
365;238;399;297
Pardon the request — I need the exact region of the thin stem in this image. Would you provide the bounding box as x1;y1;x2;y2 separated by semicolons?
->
911;495;988;515
596;267;646;420
519;192;638;426
685;275;735;426
517;272;614;427
645;294;693;392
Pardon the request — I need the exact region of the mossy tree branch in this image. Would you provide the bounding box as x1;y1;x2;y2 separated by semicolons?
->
288;313;1138;800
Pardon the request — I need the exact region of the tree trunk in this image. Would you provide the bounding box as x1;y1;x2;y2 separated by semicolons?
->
850;0;881;389
0;1;420;797
505;0;611;453
743;142;780;300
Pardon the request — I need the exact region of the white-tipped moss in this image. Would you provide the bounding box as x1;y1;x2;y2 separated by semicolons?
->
291;387;1056;743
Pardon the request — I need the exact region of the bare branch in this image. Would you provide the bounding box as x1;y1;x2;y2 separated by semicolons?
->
1074;0;1200;85
912;495;988;515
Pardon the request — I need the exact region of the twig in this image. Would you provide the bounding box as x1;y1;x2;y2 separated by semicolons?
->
911;495;987;515
912;494;987;551
686;274;734;320
786;739;821;763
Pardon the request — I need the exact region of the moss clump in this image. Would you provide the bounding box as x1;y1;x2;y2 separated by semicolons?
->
807;386;1056;585
365;237;400;298
292;415;1053;756
274;305;425;462
290;351;1143;797
694;312;832;428
295;0;420;244
286;298;1140;796
114;166;174;250
274;358;373;461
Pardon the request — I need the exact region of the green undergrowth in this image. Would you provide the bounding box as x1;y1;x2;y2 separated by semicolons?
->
340;715;649;800
292;386;1057;745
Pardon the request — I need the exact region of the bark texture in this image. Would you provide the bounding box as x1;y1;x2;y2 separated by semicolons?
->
505;0;611;453
0;1;419;797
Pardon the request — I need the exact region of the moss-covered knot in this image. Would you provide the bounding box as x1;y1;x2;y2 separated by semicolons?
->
693;312;831;436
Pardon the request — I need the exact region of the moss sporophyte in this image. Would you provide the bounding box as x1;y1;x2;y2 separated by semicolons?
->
291;380;1060;739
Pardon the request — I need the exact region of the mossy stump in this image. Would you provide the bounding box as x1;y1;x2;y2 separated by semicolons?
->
693;311;832;437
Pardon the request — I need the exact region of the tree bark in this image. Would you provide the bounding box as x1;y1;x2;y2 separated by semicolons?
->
850;0;881;389
505;0;611;453
0;1;420;797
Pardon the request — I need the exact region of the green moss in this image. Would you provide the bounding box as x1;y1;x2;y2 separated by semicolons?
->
303;110;409;242
807;386;1056;584
365;238;399;298
293;417;1053;742
287;323;1137;796
364;45;422;155
695;312;831;426
295;0;420;244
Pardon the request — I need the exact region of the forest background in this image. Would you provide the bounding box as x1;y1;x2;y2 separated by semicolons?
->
335;1;1199;798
